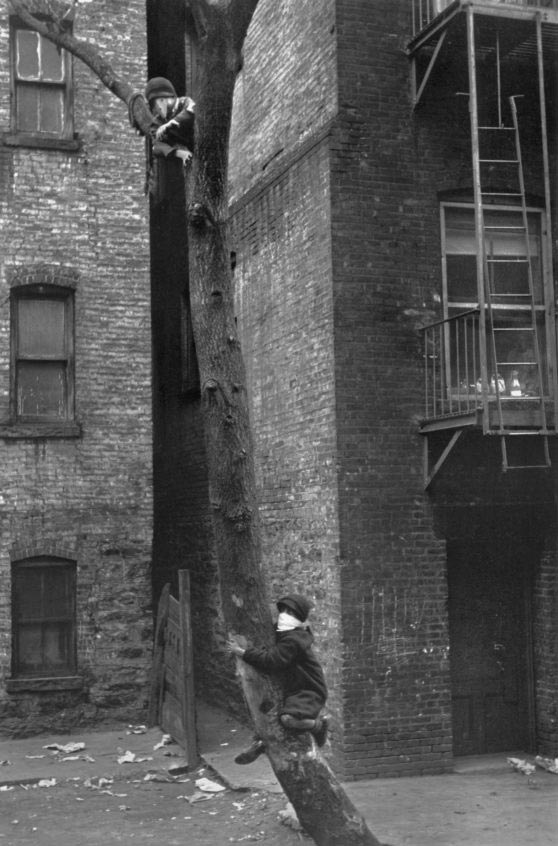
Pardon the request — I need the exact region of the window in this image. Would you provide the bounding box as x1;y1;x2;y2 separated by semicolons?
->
11;286;75;422
441;202;550;397
11;20;72;138
11;557;77;678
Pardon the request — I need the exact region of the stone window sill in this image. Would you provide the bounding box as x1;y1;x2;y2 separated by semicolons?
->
2;133;81;152
0;422;82;439
6;676;84;694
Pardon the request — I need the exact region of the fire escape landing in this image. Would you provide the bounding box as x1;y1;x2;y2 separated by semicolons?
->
408;2;558;486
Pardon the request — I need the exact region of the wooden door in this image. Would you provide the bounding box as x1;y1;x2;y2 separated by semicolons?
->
447;540;534;756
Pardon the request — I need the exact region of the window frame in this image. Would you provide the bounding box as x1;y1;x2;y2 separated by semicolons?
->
439;200;555;397
11;556;77;679
9;17;74;141
10;284;75;424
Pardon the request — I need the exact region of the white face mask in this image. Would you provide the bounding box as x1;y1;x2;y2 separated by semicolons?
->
277;611;304;632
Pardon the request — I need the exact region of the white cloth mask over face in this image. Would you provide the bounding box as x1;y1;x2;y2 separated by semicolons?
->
277;611;304;632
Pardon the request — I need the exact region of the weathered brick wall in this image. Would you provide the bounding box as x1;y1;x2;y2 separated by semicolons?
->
229;0;558;778
331;0;558;774
229;0;337;200
535;533;558;755
229;140;345;737
0;0;153;734
228;0;345;747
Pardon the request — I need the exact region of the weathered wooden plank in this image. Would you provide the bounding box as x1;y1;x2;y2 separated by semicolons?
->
148;583;170;726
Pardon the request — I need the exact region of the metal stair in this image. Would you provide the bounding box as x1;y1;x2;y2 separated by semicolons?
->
467;12;552;470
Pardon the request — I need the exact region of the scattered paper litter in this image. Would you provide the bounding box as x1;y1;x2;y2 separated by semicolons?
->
187;790;214;804
195;777;226;793
84;777;113;790
0;785;14;792
37;779;57;788
535;755;558;774
507;757;536;775
153;734;173;751
44;742;85;754
143;772;174;783
25;755;45;760
117;750;153;765
126;725;147;735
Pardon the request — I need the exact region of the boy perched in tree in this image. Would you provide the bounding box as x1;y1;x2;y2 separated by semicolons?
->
144;76;195;168
227;593;329;764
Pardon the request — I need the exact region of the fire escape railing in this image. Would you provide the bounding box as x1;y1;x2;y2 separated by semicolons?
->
422;309;481;421
411;0;558;39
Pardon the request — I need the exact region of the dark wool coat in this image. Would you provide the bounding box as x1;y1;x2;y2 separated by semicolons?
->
150;96;195;157
242;627;327;720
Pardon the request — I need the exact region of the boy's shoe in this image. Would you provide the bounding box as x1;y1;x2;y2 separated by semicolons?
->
280;714;315;731
312;715;329;747
234;739;265;765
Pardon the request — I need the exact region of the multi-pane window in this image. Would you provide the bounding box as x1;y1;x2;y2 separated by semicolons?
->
441;203;549;397
11;22;72;137
12;287;75;422
12;557;77;678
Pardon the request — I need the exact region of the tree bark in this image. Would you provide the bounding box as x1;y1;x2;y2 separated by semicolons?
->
10;2;387;843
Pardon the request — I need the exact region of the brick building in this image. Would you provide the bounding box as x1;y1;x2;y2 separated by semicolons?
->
219;0;558;777
1;0;557;783
0;0;153;734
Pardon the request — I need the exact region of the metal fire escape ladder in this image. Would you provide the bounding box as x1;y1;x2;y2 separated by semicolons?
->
467;9;551;471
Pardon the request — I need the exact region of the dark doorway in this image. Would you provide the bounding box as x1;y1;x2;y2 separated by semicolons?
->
447;536;535;756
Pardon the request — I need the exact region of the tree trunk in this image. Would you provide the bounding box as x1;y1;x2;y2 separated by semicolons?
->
186;4;384;845
10;2;387;843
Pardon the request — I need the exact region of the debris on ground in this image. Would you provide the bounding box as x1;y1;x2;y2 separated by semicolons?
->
116;749;153;764
195;776;226;793
535;756;558;774
44;742;85;754
153;733;173;750
84;777;113;791
37;778;57;788
277;802;304;832
143;771;175;783
187;790;215;804
167;758;190;775
507;757;536;775
126;725;148;735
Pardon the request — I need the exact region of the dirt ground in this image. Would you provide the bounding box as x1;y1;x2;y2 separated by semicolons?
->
1;712;557;845
0;765;303;845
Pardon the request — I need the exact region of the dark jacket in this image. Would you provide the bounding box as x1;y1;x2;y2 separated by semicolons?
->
242;626;327;718
150;96;195;156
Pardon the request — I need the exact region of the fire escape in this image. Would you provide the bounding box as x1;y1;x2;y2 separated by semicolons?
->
408;1;558;486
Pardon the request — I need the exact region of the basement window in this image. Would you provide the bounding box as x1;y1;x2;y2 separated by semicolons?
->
10;18;74;143
11;285;75;423
11;557;77;678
